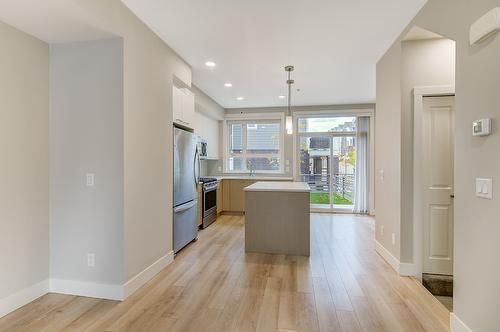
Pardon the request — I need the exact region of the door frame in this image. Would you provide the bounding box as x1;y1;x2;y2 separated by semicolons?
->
292;109;375;214
412;86;455;279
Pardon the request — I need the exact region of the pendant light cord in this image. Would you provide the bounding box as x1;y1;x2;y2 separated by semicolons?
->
285;65;294;116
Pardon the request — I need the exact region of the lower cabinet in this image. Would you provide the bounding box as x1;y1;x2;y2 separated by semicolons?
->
216;181;223;215
217;179;293;214
227;180;255;212
197;183;203;227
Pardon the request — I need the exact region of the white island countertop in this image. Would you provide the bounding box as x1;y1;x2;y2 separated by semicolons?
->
213;175;294;181
244;181;311;193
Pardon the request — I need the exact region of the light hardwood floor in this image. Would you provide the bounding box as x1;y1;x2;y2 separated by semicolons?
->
0;214;450;331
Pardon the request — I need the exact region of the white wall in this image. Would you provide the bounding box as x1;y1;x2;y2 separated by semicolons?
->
375;43;403;259
376;0;500;330
215;104;375;178
50;39;124;285
192;85;223;161
400;38;456;262
1;0;194;312
0;21;49;313
69;0;192;282
376;38;456;262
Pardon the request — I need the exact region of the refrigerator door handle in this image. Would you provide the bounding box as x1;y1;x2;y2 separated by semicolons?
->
174;200;198;213
194;149;200;185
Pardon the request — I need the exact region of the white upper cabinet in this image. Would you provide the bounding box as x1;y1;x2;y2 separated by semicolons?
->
172;85;195;129
194;112;219;159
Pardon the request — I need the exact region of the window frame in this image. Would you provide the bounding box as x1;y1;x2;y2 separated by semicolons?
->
223;113;285;174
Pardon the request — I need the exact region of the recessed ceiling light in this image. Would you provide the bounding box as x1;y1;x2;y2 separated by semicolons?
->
224;82;233;87
278;95;286;99
236;97;244;101
205;61;216;68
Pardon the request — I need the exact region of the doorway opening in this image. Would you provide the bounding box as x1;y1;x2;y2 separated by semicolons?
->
400;26;456;313
296;115;372;213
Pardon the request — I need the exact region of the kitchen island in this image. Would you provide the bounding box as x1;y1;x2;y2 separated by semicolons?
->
244;181;311;256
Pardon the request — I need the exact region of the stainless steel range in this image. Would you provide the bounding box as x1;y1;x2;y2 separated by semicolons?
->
199;177;218;228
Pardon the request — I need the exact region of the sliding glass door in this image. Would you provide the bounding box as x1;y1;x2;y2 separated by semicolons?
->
297;117;357;211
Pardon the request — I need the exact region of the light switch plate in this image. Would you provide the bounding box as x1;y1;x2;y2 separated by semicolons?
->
86;173;95;187
476;178;493;199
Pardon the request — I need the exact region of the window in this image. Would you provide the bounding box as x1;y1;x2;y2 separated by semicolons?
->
298;116;356;133
226;120;282;172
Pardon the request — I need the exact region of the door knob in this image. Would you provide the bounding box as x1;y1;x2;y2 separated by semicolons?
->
450;195;455;198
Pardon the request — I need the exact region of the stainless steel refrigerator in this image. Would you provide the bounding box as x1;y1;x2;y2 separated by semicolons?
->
173;126;200;253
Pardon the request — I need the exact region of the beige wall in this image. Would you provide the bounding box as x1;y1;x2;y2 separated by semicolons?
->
375;43;403;259
213;104;375;178
376;0;500;329
73;0;192;281
50;38;124;285
0;21;49;298
401;38;456;262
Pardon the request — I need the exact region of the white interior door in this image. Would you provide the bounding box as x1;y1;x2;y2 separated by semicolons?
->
422;96;454;275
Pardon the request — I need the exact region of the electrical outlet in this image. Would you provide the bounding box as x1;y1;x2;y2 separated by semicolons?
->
380;225;384;236
218;166;222;172
379;169;385;183
391;233;396;246
86;173;95;187
87;253;95;267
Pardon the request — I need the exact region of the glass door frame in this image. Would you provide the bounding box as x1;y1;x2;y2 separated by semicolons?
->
292;110;376;215
296;131;355;213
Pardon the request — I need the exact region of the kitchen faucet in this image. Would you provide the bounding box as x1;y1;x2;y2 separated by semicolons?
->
248;161;256;176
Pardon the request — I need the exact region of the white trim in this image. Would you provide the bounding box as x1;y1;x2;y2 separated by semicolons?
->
399;262;419;277
450;313;473;332
293;108;374;117
292;110;375;214
375;240;418;276
375;240;401;273
0;279;49;319
222;113;285;174
0;252;174;318
224;112;284;120
368;115;376;216
50;278;124;301
123;251;174;298
413;85;455;279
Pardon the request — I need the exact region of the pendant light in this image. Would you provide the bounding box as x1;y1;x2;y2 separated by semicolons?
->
285;65;294;135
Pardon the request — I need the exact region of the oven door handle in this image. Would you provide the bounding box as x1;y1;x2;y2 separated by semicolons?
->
204;185;217;192
174;200;197;213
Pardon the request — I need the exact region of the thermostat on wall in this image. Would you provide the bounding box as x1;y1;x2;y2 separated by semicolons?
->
472;118;491;136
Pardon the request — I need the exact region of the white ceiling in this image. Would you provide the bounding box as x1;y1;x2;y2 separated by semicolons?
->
122;0;427;108
0;0;427;109
0;1;116;43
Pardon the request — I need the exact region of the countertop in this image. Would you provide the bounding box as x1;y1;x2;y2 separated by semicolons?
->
211;175;294;181
244;181;311;193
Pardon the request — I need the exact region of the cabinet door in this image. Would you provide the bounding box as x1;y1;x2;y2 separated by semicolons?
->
216;181;223;215
181;88;195;128
229;180;256;212
223;180;231;211
172;86;183;125
197;184;203;227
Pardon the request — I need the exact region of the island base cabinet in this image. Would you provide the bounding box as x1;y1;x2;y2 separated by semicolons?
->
245;191;310;256
216;181;223;215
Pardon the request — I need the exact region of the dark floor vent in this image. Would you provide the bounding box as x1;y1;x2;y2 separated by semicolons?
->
422;274;453;297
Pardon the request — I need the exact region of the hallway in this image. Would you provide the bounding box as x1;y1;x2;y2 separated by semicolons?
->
0;214;449;331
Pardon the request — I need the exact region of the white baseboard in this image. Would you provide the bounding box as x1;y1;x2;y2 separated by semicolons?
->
375;240;418;277
123;251;174;299
399;262;418;277
450;313;473;332
375;240;400;273
0;252;174;318
0;279;49;319
50;278;123;301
